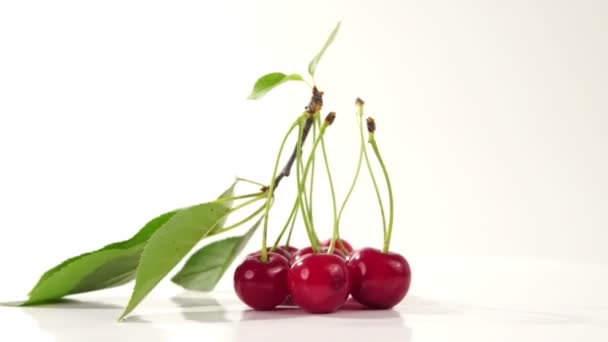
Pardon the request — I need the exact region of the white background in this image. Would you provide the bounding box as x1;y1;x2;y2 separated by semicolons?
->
1;0;608;302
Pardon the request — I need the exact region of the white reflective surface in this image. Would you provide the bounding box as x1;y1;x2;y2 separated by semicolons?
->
2;257;607;341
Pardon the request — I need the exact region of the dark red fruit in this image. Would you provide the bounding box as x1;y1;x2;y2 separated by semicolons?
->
288;253;350;313
279;245;299;256
291;246;346;264
234;252;289;310
322;238;354;254
348;247;411;309
248;247;291;260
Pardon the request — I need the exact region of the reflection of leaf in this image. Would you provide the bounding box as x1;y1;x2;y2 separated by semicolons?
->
308;22;341;77
120;201;230;319
247;72;304;100
171;218;261;291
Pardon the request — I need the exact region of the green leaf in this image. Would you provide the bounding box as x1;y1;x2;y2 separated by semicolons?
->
247;72;304;100
308;22;341;78
119;201;231;319
171;218;261;291
24;210;178;305
24;182;237;306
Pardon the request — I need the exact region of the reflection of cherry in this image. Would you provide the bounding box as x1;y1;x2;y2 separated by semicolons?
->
290;246;346;264
234;252;289;310
288;253;350;313
321;238;354;254
348;247;411;309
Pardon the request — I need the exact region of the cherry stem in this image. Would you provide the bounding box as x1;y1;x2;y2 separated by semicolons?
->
316;114;339;255
284;205;298;247
367;123;394;253
271;195;299;250
261;116;303;263
360;107;387;239
296;116;319;251
335;102;366;253
298;113;335;253
307;119;317;229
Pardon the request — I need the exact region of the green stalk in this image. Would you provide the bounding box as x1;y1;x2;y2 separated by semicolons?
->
335;106;365;253
361;112;387;239
307;119;317;228
235;177;266;188
368;132;395;253
298;113;334;252
271;196;299;250
260;116;303;262
229;195;267;214
219;203;267;233
214;192;264;204
296;116;319;250
316;114;339;254
284;207;298;247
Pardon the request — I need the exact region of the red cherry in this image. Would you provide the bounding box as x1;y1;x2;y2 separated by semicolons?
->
288;253;350;313
321;238;354;254
279;245;299;256
234;252;289;310
248;247;291;260
291;246;346;264
348;247;411;309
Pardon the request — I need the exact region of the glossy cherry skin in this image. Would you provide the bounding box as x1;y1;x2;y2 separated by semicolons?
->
248;247;291;260
348;247;411;309
291;246;346;264
279;245;299;256
288;253;351;313
321;238;354;254
234;252;289;310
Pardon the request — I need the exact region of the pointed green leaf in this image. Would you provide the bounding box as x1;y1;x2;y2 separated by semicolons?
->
247;72;304;100
119;201;231;320
24;182;237;306
24;210;178;305
308;22;341;78
171;218;261;291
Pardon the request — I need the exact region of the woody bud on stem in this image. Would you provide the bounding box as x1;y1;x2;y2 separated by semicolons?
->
366;117;376;133
306;87;324;114
325;112;337;126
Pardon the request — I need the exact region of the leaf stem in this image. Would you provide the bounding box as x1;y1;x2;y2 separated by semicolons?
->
214;192;264;204
367;122;395;253
229;195;267;214
235;177;267;188
261;116;303;262
218;204;267;233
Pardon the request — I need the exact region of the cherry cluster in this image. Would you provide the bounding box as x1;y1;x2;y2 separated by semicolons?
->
234;238;411;313
232;92;411;314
